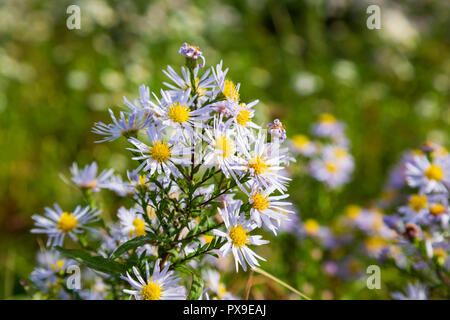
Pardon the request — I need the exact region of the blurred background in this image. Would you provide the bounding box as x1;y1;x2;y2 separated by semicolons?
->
0;0;449;299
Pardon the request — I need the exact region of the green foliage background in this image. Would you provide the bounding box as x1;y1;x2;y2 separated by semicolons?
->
0;0;448;299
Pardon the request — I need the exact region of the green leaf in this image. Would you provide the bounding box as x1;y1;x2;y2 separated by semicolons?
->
110;235;159;259
187;272;205;300
55;247;126;276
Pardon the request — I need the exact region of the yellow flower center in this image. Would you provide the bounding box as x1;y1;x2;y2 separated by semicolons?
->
140;281;162;300
131;217;146;237
292;135;309;149
229;225;249;247
223;80;239;102
433;248;447;259
149;141;171;163
425;164;443;181
236;109;251;126
215;135;234;158
430;204;446;216
168;103;190;123
304;219;319;235
51;260;65;271
409;194;427;212
365;237;387;252
334;148;348;159
138;175;147;185
345;205;362;220
251;193;270;211
248;156;269;175
319;113;336;123
218;283;227;298
325;161;338;173
57;212;78;232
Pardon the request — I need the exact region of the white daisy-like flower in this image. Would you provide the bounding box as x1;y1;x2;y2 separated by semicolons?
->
235;130;291;193
92;109;151;143
121;260;186;300
30;250;76;292
122;85;155;115
392;283;427;300
203;269;238;300
203;116;241;179
127;125;191;178
311;113;345;138
153;89;212;139
213;203;269;272
398;194;429;224
163;65;215;100
31;204;100;247
226;100;260;136
405;154;450;194
211;61;241;112
423;194;449;228
117;206;149;239
248;187;293;234
289;134;317;157
70;162;114;192
321;145;354;172
309;157;351;189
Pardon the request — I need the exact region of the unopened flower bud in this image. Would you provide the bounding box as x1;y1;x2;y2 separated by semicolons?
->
267;119;287;141
404;222;421;241
178;42;205;68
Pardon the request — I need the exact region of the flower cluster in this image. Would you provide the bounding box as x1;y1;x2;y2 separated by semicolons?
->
289;113;354;189
28;44;294;300
331;141;450;298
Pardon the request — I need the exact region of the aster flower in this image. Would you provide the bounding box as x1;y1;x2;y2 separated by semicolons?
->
302;218;325;237
398;194;429;224
203;269;238;300
212;61;241;104
30;250;76;293
92;109;151;143
203;116;241;179
121;85;156;116
153;89;212;139
70;162;114;192
311;113;345;138
121;260;186;300
248;187;293;234
31;203;100;247
322;145;354;172
163;65;215;99
213;203;269;272
127;125;191;178
226;100;260;135
117;206;149;239
289;134;317;157
309;157;351;189
405;154;450;194
424;194;449;227
392;283;427;300
235;130;291;193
